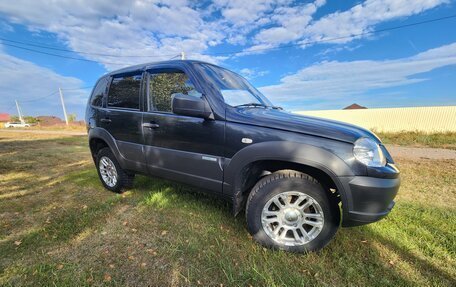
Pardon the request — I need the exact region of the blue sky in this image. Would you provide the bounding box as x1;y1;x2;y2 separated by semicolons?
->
0;0;455;119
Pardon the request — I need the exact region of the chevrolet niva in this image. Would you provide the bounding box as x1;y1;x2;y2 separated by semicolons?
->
86;60;400;252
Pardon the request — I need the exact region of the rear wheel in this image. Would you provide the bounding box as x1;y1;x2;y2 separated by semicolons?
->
245;171;340;252
95;147;134;193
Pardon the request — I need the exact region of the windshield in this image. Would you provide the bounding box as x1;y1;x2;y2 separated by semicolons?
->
195;63;273;107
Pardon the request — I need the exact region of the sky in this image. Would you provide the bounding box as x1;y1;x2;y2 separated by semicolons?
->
0;0;455;119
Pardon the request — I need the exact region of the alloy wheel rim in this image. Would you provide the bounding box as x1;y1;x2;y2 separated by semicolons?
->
99;156;118;187
261;191;324;246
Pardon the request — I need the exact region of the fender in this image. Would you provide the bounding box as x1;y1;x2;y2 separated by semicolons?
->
88;127;146;172
88;127;122;161
224;141;354;216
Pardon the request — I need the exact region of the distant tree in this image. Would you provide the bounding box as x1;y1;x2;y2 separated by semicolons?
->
23;116;38;124
68;113;77;122
10;115;19;122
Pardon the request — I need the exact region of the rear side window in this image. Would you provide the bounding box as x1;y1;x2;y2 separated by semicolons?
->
90;77;108;107
107;73;142;109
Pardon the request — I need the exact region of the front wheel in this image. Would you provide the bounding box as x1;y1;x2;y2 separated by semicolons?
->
245;171;340;252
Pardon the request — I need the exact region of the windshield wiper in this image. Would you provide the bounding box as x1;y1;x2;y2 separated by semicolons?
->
234;103;267;108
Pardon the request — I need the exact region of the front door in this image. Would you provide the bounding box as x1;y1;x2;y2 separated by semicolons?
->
142;68;225;192
99;72;146;171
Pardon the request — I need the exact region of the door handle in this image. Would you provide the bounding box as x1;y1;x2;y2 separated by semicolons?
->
100;118;111;123
142;122;160;129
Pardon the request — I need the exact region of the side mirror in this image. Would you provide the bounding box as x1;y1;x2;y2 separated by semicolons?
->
171;93;214;119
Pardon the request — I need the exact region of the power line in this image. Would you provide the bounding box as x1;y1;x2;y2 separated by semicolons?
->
0;14;454;63
1;86;92;113
0;36;178;58
0;42;126;66
19;86;92;104
209;14;456;56
61;86;94;91
3;103;16;113
1;86;93;110
169;54;182;60
20;91;59;103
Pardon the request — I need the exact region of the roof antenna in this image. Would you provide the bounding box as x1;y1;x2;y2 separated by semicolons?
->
181;51;186;60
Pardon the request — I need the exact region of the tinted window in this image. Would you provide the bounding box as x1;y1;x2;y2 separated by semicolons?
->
107;74;142;109
148;71;201;112
90;77;108;107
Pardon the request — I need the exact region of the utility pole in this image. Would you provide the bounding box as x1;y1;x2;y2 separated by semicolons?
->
15;100;24;123
58;88;69;125
181;51;186;60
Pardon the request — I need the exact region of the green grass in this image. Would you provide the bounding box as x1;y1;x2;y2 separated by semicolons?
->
0;132;455;286
376;131;456;149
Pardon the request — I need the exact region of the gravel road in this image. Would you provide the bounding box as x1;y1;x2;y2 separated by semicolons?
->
386;145;456;160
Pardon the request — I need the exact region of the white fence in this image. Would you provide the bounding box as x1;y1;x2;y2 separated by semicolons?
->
295;106;456;133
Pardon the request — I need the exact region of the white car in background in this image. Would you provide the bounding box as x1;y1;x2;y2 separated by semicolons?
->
4;122;30;128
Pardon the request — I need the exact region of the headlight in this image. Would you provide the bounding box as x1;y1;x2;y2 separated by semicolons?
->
353;137;386;167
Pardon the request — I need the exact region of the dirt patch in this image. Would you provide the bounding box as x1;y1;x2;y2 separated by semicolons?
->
386;145;456;160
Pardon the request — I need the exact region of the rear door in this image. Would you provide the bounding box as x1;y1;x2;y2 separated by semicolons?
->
142;68;225;192
99;72;146;171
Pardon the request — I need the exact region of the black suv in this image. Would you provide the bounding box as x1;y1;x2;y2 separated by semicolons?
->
86;60;400;252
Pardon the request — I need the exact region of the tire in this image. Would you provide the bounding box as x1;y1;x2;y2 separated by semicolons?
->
245;171;340;252
95;147;135;193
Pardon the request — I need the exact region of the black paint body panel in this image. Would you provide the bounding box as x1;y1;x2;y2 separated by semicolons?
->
142;112;225;192
339;175;400;226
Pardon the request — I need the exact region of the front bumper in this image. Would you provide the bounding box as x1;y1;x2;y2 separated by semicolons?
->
339;164;400;227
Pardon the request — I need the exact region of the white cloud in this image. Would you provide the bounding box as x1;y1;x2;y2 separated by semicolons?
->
0;0;227;69
239;68;269;80
250;0;448;53
259;42;456;109
209;0;288;45
301;0;449;45
255;27;299;44
214;0;275;25
0;20;13;32
0;48;88;117
255;0;325;45
0;0;449;65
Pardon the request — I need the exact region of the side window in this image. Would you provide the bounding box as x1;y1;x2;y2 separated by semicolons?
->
90;77;108;107
148;71;201;112
107;73;142;109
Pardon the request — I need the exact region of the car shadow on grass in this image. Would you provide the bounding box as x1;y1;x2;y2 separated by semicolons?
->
107;174;443;286
374;231;455;285
133;175;456;286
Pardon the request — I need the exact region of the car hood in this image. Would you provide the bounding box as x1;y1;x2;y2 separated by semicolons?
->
226;107;380;144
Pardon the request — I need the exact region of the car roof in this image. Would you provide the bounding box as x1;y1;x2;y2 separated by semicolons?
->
105;60;214;77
